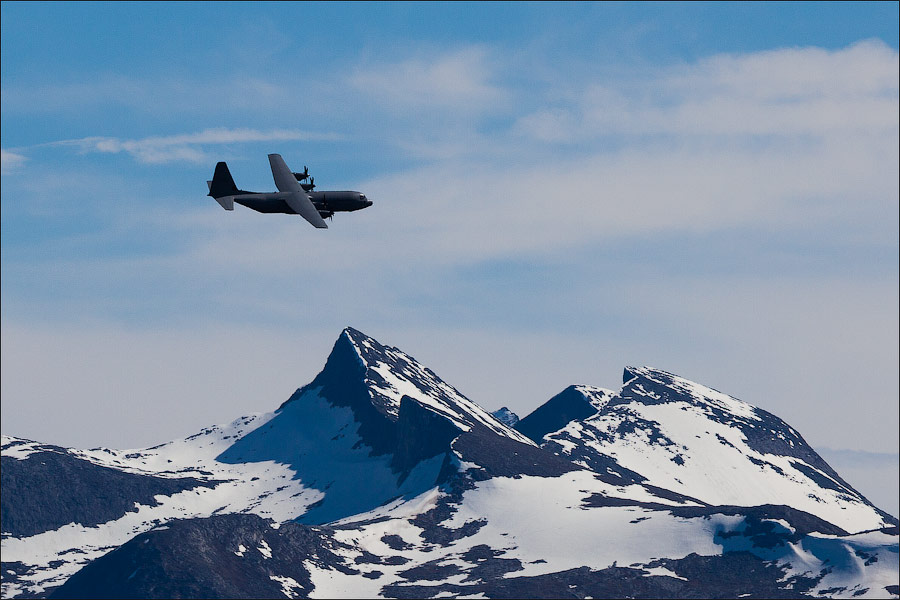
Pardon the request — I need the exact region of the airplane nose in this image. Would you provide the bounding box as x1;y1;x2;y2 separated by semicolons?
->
365;199;373;207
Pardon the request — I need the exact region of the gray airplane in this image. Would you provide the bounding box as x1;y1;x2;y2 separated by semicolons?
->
206;154;372;228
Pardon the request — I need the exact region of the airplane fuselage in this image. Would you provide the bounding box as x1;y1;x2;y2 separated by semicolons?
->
234;189;372;219
207;155;371;227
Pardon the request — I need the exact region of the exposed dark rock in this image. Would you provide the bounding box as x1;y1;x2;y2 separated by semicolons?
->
514;385;599;444
1;450;216;538
459;545;523;582
542;433;649;486
452;429;578;479
398;558;464;582
385;552;822;599
409;470;485;546
581;496;849;539
380;534;413;551
353;551;409;566
49;514;354;600
391;396;462;478
0;562;42;600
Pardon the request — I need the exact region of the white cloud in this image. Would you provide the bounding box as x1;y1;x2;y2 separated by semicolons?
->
514;39;899;141
336;40;898;259
690;39;899;101
1;148;28;174
348;131;897;262
349;46;508;113
51;127;342;164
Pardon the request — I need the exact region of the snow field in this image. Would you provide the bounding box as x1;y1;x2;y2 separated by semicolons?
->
553;392;889;532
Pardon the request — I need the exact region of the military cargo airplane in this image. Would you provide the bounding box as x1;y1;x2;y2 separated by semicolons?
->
206;154;372;228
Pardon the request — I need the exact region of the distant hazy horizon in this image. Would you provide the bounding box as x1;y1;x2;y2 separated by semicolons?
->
815;448;899;519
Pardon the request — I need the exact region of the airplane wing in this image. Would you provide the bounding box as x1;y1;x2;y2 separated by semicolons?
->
268;154;328;229
284;192;328;228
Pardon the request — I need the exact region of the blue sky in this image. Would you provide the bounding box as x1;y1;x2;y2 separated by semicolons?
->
2;0;898;502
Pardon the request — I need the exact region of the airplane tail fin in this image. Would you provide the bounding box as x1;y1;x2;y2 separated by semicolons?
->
208;162;237;210
208;162;238;197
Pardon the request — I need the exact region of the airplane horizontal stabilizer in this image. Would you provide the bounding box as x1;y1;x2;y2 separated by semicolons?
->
215;196;235;211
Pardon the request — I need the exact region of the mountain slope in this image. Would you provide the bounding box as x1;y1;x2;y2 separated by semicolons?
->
1;440;216;538
530;366;894;533
48;469;900;600
2;329;898;599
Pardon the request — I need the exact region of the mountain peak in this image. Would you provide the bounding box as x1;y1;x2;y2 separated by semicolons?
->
530;365;895;533
623;366;759;421
490;407;519;427
318;327;535;445
339;325;374;357
514;385;616;444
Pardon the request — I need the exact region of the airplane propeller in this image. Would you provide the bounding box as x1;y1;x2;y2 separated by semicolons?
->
309;176;315;190
292;165;309;181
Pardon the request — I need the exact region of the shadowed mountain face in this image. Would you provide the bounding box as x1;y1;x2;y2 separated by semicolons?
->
48;514;344;600
3;328;898;599
514;384;612;444
1;446;216;538
214;328;560;525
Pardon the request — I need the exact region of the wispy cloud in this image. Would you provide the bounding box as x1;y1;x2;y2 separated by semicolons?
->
337;40;898;257
47;127;342;164
1;149;28;175
349;46;508;114
352;135;897;261
514;40;899;142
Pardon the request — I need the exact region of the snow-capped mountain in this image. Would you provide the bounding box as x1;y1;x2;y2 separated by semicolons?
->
2;328;897;599
489;407;519;428
515;384;616;445
533;366;894;533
